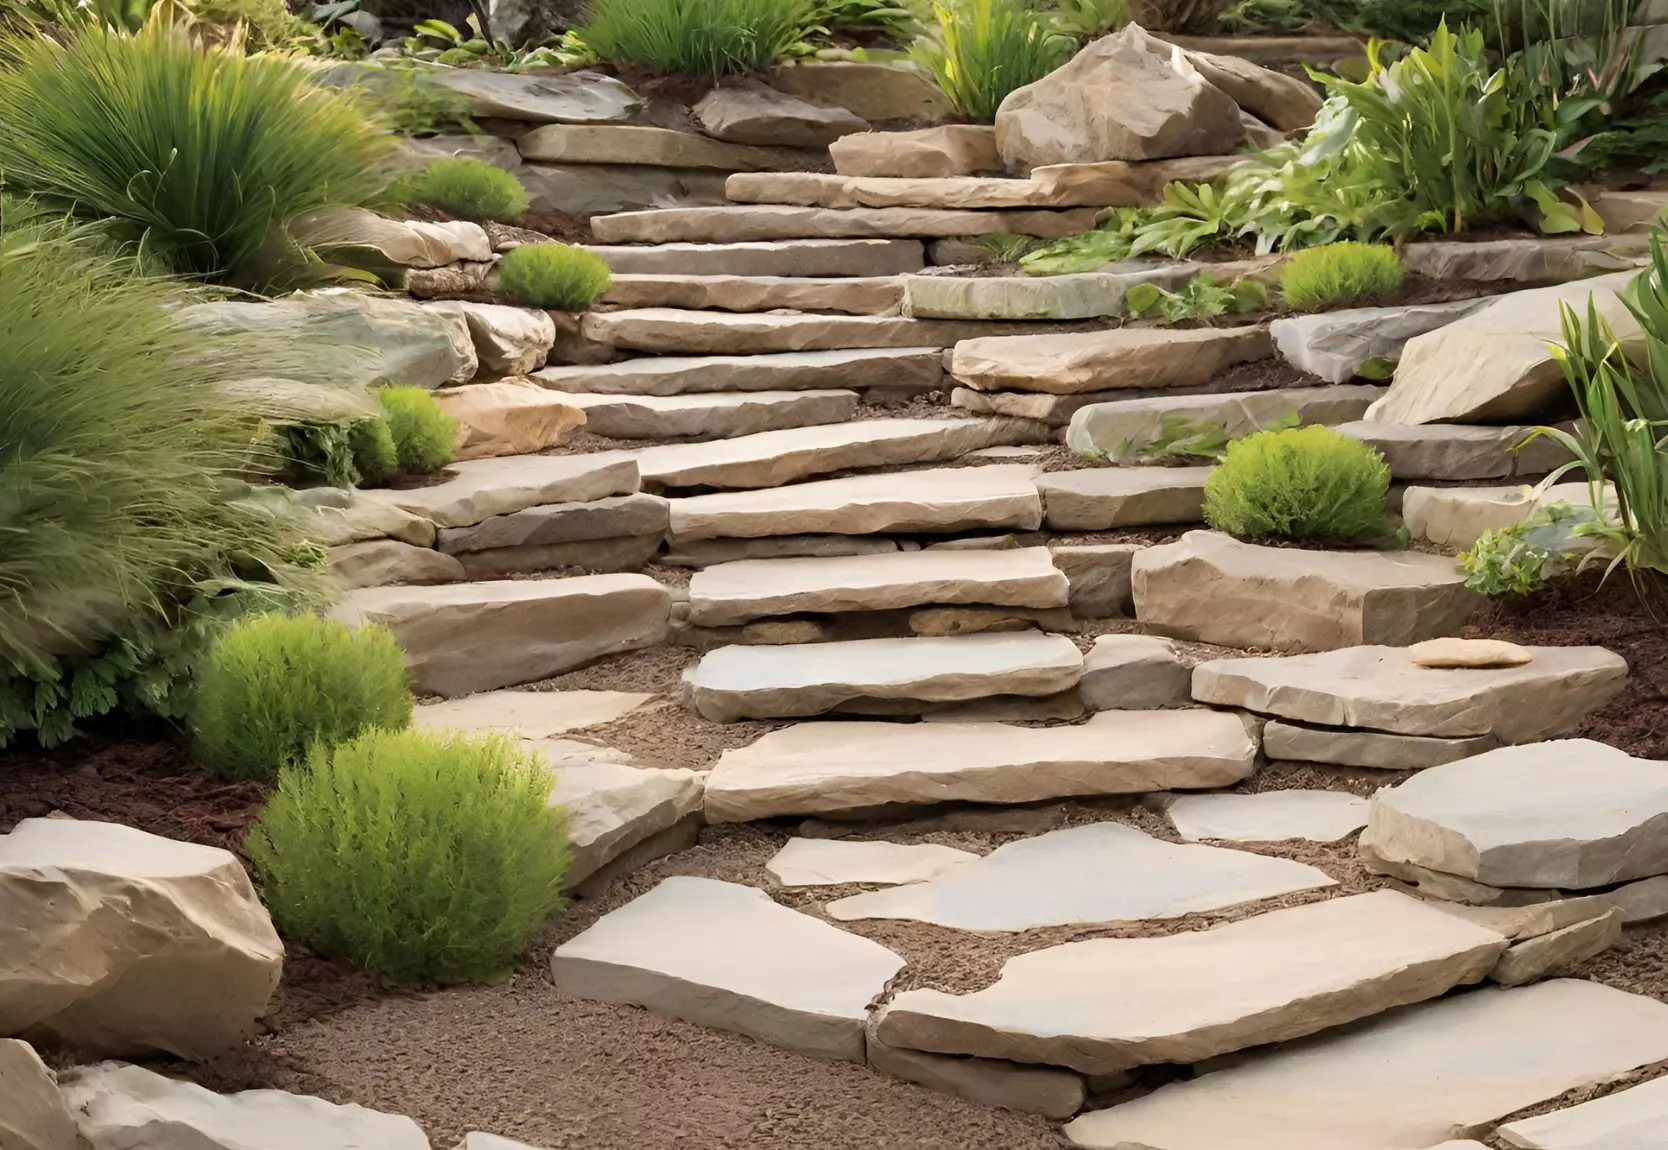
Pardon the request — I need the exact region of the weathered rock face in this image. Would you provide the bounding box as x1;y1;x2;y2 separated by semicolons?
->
545;759;705;890
1333;422;1571;481
1079;633;1192;710
766;61;953;123
0;1039;76;1150
329;539;465;589
603;274;904;316
831;125;1002;178
424;302;555;377
1488;909;1622;986
588;205;1098;246
309;208;491;270
535;346;940;397
1049;542;1140;618
430;380;587;461
584;238;926;278
995;25;1245;169
437;493;669;557
1270;299;1489;383
1027;155;1252;208
694;83;867;147
866;1027;1087;1118
1262;720;1495;770
1067;385;1385;458
952;325;1271;394
558;389;858;441
0;819;282;1060
514;162;731;217
430;68;641;123
1180;47;1324;131
371;453;639;528
1401;234;1651;284
1402;482;1598;551
1037;467;1211;530
908;267;1193;321
300;488;436;548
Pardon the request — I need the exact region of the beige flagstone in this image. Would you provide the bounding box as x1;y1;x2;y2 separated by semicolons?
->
328;540;464;589
1163;790;1369;843
765;838;981;887
517;123;815;170
1037;466;1211;529
1078;633;1191;710
582;238;925;278
1408;637;1535;668
415;689;654;739
1066;385;1385;458
367;453;639;528
430;380;587;461
865;1027;1087;1118
952;326;1271;394
1489;909;1623;986
588;204;1099;245
1333;420;1570;481
534;347;942;398
1498;1071;1668;1149
581;308;1091;356
436;493;669;556
830;125;1001;178
1261;720;1496;770
545;759;704;890
0;1040;76;1150
601;274;904;315
556;389;857;441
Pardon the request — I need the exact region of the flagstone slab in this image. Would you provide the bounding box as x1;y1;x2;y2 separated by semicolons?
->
830;125;1001;178
1067;385;1386;459
1499;1070;1668;1149
369;453;639;528
1270;299;1490;383
703;711;1258;822
1360;739;1668;890
865;1028;1087;1118
556;389;858;440
602;274;904;315
825;822;1335;931
327;539;463;588
545;758;704;889
1192;644;1630;741
436;492;668;555
415;689;654;739
1164;790;1370;843
906;267;1195;321
1262;719;1496;770
1037;466;1211;529
1403;482;1601;551
1488;909;1622;986
581;308;1089;356
876;890;1503;1073
588;205;1099;245
726;171;1065;210
766;838;981;887
550;876;905;1061
534;347;942;397
431;380;587;460
582;238;925;278
952;326;1271;395
683;632;1083;722
664;534;900;568
518;124;815;170
1333;421;1572;480
1063;980;1668;1150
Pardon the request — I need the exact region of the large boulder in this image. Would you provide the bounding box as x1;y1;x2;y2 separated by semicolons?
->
0;819;283;1060
995;25;1244;169
0;1039;76;1150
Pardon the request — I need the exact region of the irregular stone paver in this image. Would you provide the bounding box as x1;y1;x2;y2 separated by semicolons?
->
694;83;866;147
588;205;1099;245
1360;739;1668;890
866;1029;1086;1118
1262;719;1496;770
518;123;814;171
907;267;1193;320
1403;482;1600;551
602;274;904;315
534;347;942;397
703;711;1258;822
462;1134;546;1150
1164;790;1369;842
668;463;1041;542
328;539;464;589
557;389;858;440
830;124;1001;178
1067;385;1385;458
546;759;704;890
1193;644;1630;741
415;689;653;739
1489;909;1622;986
1037;466;1210;529
1498;1071;1668;1149
0;819;281;1060
581;308;1089;356
1062;980;1668;1150
0;1039;76;1150
877;890;1501;1073
431;380;586;460
1334;420;1572;480
551;876;905;1062
369;453;639;528
1133;531;1482;651
1079;634;1190;710
684;632;1083;722
436;492;668;556
766;838;981;887
953;326;1270;394
686;546;1069;626
330;575;670;697
429;68;640;123
582;238;925;278
729;171;1063;211
1270;299;1488;382
825;822;1335;931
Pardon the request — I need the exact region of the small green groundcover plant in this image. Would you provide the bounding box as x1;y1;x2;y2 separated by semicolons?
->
393;157;529;223
247;727;570;983
911;0;1072;120
1126;272;1269;323
497;242;613;311
1203;425;1391;541
191;612;413;779
1459;501;1606;596
376;386;456;474
581;0;816;79
1278;242;1406;311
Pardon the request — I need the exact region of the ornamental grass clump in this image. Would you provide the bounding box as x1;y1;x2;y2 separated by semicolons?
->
911;0;1073;120
192;612;413;779
1279;242;1406;311
581;0;817;79
393;157;528;223
376;386;456;473
247;727;570;983
497;242;613;311
1203;425;1392;541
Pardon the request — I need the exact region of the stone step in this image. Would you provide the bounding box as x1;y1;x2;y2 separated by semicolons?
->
602;274;905;315
546;758;704;893
1334;421;1573;481
1497;1070;1668;1149
702;710;1258;822
666;463;1042;542
589;204;1099;245
686;545;1069;627
517;123;820;170
367;453;640;528
557;389;858;440
632;418;1047;491
952;326;1273;394
682;632;1084;722
904;267;1198;321
1036;466;1212;530
433;493;669;573
1066;385;1386;452
533;347;944;398
581;307;1093;355
1403;481;1598;551
766;837;980;887
582;238;925;278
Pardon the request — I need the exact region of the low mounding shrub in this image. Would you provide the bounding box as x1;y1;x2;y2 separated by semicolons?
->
376;386;456;474
394;157;529;223
1203;425;1391;541
911;0;1073;120
247;727;570;982
192;612;413;779
497;243;613;311
581;0;817;79
350;418;399;485
1279;242;1406;311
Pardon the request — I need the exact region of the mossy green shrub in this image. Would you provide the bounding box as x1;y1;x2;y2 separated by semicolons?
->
393;157;529;223
496;242;613;311
1278;241;1406;311
1202;425;1392;542
192;612;413;779
247;727;570;982
375;386;456;473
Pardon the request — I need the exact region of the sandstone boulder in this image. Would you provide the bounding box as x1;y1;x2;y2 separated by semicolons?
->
310;208;490;269
371;453;639;528
694;83;866;147
1079;633;1191;710
831;125;1002;178
765;61;952;123
328;540;465;589
425;302;555;376
300;488;436;548
546;759;704;891
430;380;587;460
1181;47;1324;131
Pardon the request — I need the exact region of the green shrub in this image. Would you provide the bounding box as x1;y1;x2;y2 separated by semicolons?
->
497;243;613;311
1279;242;1406;310
376;386;456;473
1202;425;1391;541
191;612;413;779
0;20;397;288
282;417;397;488
247;727;569;982
912;0;1073;120
394;157;529;223
581;0;817;78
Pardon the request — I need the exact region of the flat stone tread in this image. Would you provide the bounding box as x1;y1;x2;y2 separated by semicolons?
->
367;453;640;528
765;838;982;887
582;238;926;278
589;204;1100;244
582;308;1094;354
532;347;943;396
726;171;1072;209
560;389;859;413
414;689;654;739
556;389;860;439
602;274;906;314
1497;1072;1668;1149
1164;790;1370;843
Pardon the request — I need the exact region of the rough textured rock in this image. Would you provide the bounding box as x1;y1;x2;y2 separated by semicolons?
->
952;325;1270;394
865;1028;1086;1118
437;493;668;555
995;25;1244;169
1182;46;1323;130
1431;895;1629;942
826;822;1335;931
907;267;1195;320
1025;155;1253;208
1063;980;1668;1150
551;876;905;1062
877;891;1500;1073
535;346;940;397
703;711;1257;821
370;453;639;528
1333;420;1570;480
1192;644;1629;741
766;838;980;887
0;1040;76;1150
831;125;1001;177
329;575;670;697
457;532;661;577
558;389;857;441
764;61;953;122
301;489;436;548
1037;466;1210;529
1400;234;1651;284
727;171;1073;211
517;124;816;171
1164;790;1370;842
1602;874;1668;923
1408;637;1535;668
329;539;464;588
0;820;282;1060
602;274;904;315
547;759;704;890
1489;909;1623;986
694;83;866;147
582;238;925;278
582;308;1081;356
1498;1071;1668;1149
1403;482;1597;550
1067;385;1385;458
1049;542;1140;618
514;162;731;216
588;205;1098;245
430;68;641;123
1132;531;1482;651
430;380;586;460
1262;720;1496;770
313;208;491;269
1079;634;1191;710
1270;299;1490;383
424;302;555;376
416;689;653;739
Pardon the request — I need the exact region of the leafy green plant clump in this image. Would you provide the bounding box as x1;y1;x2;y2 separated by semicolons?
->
1126;272;1269;323
911;0;1072;120
1203;425;1391;541
497;243;613;311
1279;242;1406;310
376;386;457;474
1459;501;1605;595
247;727;570;983
581;0;817;78
394;157;529;223
192;612;413;779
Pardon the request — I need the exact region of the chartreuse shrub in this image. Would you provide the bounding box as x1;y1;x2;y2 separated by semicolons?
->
192;613;413;779
911;0;1073;120
581;0;817;79
1203;425;1392;541
393;157;529;223
247;728;570;982
1279;242;1406;311
497;243;613;311
376;386;456;474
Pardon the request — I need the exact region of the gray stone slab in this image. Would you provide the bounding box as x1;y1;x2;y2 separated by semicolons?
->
534;346;943;397
1270;299;1489;383
1499;1071;1668;1149
1164;790;1369;842
1334;421;1573;480
557;389;858;440
1488;909;1622;986
1049;543;1140;619
1038;466;1211;529
328;539;464;588
581;238;926;278
766;838;980;887
1262;719;1496;770
517;123;816;170
1079;634;1191;710
866;1029;1087;1118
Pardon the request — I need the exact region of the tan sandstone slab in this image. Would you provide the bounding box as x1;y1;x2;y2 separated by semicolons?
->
551;876;905;1062
1192;644;1629;741
1489;909;1622;986
667;463;1042;542
601;274;904;315
533;347;942;398
702;711;1257;822
431;380;586;460
876;890;1503;1074
765;61;952;123
865;1028;1086;1118
1164;790;1370;843
825;821;1335;931
425;301;554;376
1037;466;1211;529
905;266;1197;321
368;453;639;528
952;325;1271;395
327;540;462;589
300;488;436;548
0;1039;76;1150
581;238;925;278
1262;720;1496;770
415;689;653;739
435;492;668;555
1067;385;1386;459
830;125;1001;178
588;204;1099;245
1499;1071;1668;1149
546;758;704;890
329;574;670;697
766;838;981;887
581;308;1087;356
557;389;858;441
726;171;1062;210
686;546;1068;626
1133;531;1482;651
693;83;867;148
1403;482;1600;551
516;123;814;171
0;819;282;1060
